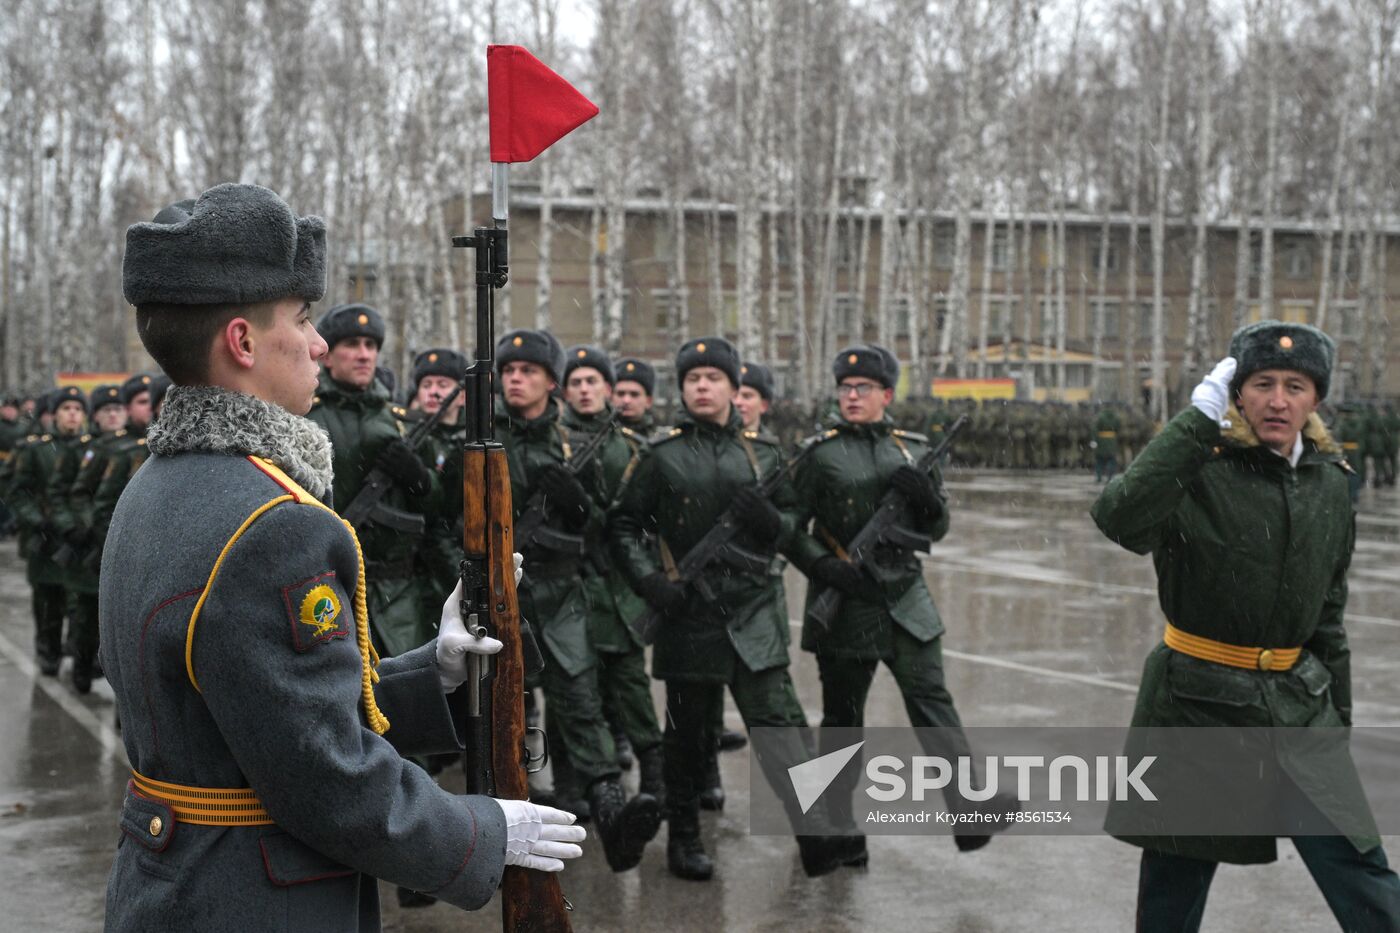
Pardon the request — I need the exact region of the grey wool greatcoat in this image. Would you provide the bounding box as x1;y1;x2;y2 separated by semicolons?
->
98;388;505;933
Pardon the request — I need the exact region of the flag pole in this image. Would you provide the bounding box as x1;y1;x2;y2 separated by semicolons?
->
493;162;510;224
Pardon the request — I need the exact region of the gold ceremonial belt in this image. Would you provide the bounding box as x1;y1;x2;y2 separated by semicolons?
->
1097;431;1117;438
1163;622;1300;672
131;770;274;826
1342;442;1361;450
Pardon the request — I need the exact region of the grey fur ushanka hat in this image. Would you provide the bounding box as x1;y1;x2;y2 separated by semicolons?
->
740;362;775;401
564;345;615;386
497;329;566;383
614;358;656;396
1228;320;1335;400
676;336;741;389
833;344;899;389
123;183;327;307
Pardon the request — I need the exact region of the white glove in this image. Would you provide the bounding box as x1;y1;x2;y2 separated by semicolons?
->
1190;357;1237;424
436;579;503;690
513;551;524;586
497;799;587;872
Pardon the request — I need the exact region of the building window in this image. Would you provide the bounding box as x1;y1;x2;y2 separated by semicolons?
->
652;288;688;330
1337;302;1362;339
772;292;796;333
990;227;1011;271
1280;302;1311;324
1092;240;1120;274
1331;239;1361;281
986;297;1017;337
1090;298;1121;338
893;295;914;336
934;227;956;271
1283;240;1313;280
1139;300;1169;336
834;294;860;337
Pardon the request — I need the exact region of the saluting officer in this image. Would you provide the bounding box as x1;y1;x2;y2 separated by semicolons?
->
308;304;437;657
496;328;661;872
609;336;860;881
10;385;87;675
559;346;666;807
790;345;1016;863
1092;322;1400;932
101;183;581;931
613;357;659;433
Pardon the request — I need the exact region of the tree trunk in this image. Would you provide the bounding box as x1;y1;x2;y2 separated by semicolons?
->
1149;7;1176;422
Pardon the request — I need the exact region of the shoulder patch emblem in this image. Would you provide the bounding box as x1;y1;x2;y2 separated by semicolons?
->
283;574;350;651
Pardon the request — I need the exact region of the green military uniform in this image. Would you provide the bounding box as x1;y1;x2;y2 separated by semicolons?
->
0;403;26;536
561;402;663;773
610;336;858;880
1364;405;1389;488
1335;407;1367;501
1384;405;1400;487
308;371;436;657
1093;407;1121;483
791;344;1013;856
11;425;85;672
1092;322;1400;933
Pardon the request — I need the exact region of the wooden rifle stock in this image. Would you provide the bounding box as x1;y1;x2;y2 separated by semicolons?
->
462;443;573;933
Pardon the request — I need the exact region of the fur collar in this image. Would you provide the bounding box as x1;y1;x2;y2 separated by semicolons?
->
148;386;334;500
1220;404;1342;456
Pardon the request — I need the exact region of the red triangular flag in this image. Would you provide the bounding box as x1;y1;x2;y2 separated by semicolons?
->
488;45;599;163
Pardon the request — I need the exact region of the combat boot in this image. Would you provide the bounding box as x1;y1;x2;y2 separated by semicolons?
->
698;751;724;811
717;728;748;752
953;790;1021;852
796;834;866;878
71;654;93;695
666;808;713;881
637;744;666;812
548;745;591;823
613;724;634;771
589;777;661;872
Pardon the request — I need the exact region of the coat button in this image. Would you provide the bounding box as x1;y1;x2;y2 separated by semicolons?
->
149;816;163;836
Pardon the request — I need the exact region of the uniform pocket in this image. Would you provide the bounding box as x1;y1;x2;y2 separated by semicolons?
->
259;832;355;886
1166;653;1260;708
120;783;175;853
1291;653;1333;697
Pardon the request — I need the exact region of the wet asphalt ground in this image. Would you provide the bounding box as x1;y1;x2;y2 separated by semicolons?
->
3;470;1399;932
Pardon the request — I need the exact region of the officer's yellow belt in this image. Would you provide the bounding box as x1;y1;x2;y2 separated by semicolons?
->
1163;622;1301;672
131;770;274;826
1097;431;1117;438
1342;442;1360;450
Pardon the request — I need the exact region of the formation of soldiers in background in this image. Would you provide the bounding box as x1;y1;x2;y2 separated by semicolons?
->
0;309;1397;887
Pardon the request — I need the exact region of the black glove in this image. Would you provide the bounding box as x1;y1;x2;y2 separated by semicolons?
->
538;463;591;531
810;555;864;596
734;486;782;546
375;439;432;496
637;572;688;615
890;465;942;519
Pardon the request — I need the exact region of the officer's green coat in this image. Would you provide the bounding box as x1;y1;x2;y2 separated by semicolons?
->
10;432;83;586
788;417;949;659
496;398;606;677
1091;405;1374;864
307;373;436;657
1093;409;1121;460
609;408;799;683
561;404;648;651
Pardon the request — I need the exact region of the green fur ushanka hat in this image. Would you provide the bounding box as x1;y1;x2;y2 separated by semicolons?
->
1228;320;1335;400
676;336;741;389
564;345;615;386
496;329;566;384
123;184;326;307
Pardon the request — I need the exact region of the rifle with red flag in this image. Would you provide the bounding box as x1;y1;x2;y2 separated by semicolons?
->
454;45;596;933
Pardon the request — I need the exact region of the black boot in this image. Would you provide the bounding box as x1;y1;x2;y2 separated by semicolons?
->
548;745;591;823
796;834;866;878
698;751;724;811
637;744;666;812
613;725;634;771
37;652;60;677
717;728;748;752
71;654;93;695
666;808;713;881
589;777;661;872
953;790;1020;852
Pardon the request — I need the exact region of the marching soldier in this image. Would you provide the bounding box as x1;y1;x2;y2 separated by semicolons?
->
496;328;661;873
308;303;437;658
9;385;87;675
102;183;581;930
86;374;157;551
48;384;127;692
609;335;860;881
409;347;470;625
790;345;1016;863
613;357;658;433
1092;322;1400;932
1093;403;1122;483
0;393;25;538
559;345;666;808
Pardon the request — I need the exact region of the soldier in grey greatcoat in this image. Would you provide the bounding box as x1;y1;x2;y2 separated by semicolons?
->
101;183;584;932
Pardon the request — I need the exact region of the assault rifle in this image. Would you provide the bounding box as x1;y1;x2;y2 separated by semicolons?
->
804;414;968;633
512;418;612;556
340;382;463;534
629;433;830;645
454;184;570;930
